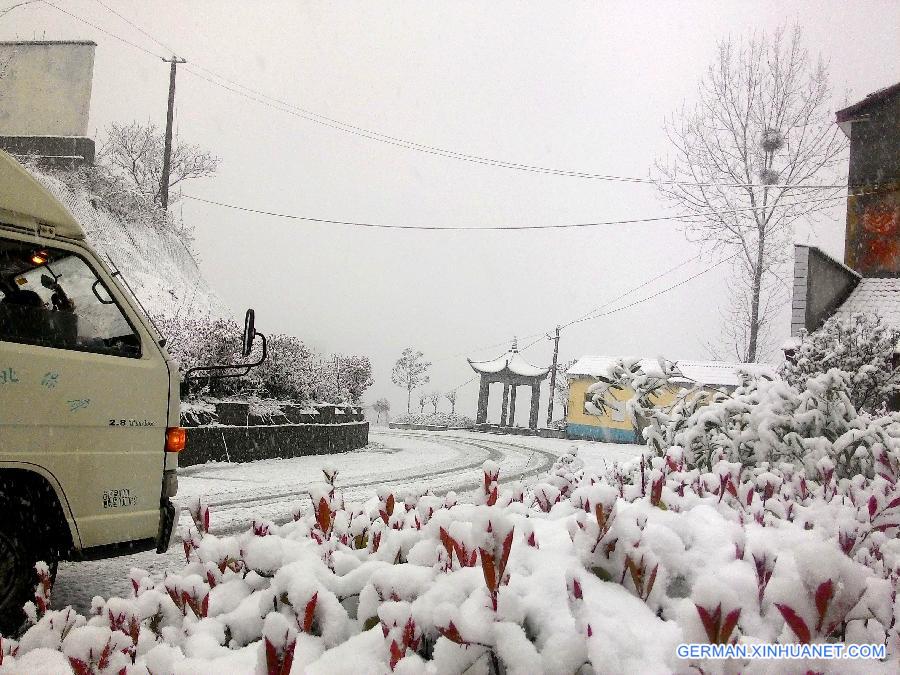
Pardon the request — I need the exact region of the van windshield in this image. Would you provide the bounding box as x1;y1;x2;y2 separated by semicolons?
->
0;239;141;358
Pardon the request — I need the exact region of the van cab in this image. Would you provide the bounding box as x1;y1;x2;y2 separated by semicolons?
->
0;150;180;631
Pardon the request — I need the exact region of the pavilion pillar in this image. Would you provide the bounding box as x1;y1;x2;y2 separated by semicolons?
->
509;386;518;427
529;383;540;430
500;383;510;426
476;376;490;424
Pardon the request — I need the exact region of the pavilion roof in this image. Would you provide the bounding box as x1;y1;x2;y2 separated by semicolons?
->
468;340;550;378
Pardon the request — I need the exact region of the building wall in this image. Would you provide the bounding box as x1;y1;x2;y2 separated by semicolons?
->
0;41;96;136
791;245;860;336
844;92;900;277
565;376;677;444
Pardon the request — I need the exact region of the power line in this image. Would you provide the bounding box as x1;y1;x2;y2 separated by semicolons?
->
0;0;43;20
444;251;737;392
182;65;849;191
64;1;852;192
40;1;163;58
566;252;740;327
561;252;704;329
93;0;179;56
182;192;849;231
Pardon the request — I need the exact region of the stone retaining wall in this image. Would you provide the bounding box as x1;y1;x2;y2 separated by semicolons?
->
388;423;474;431
180;422;369;467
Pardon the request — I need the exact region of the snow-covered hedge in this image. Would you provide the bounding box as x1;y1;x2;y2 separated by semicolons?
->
782;313;900;414
587;358;900;480
157;314;373;405
392;412;475;428
2;448;898;674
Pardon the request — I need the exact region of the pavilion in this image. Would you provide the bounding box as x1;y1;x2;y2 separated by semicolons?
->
468;339;550;430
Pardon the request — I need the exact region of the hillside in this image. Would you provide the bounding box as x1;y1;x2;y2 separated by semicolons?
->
32;167;232;324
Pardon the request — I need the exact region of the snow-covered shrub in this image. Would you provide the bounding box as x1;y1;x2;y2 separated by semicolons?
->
4;453;898;673
392;412;475;428
588;357;900;480
156;315;373;405
783;313;900;413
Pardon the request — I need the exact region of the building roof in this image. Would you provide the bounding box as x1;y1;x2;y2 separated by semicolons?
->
468;340;550;378
836;81;900;123
833;278;900;329
0;149;83;238
568;355;776;387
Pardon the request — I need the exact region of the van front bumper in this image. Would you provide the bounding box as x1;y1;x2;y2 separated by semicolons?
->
156;498;177;553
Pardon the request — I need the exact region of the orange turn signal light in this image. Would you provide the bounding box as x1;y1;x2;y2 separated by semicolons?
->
165;427;186;453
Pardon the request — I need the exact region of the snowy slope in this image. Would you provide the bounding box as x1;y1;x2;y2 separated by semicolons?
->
32;168;233;322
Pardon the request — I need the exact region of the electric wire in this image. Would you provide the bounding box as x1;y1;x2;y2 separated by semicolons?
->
92;0;179;56
181;65;850;191
40;1;163;58
181;192;849;231
443;250;740;393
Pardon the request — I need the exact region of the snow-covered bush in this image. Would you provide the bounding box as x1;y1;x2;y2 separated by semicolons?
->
783;313;900;414
3;453;898;673
156;315;372;404
391;412;475;428
587;357;900;480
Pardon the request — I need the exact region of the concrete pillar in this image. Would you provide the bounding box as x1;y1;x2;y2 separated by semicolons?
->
500;383;510;426
509;386;518;427
476;376;490;424
529;383;541;430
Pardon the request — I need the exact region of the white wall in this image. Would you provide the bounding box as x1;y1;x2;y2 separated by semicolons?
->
0;41;95;137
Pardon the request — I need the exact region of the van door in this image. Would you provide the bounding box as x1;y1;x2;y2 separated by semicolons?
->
0;234;169;550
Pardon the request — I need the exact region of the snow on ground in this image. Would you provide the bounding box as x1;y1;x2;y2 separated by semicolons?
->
52;430;640;614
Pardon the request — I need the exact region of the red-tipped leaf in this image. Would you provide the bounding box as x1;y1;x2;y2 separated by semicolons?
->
775;603;811;643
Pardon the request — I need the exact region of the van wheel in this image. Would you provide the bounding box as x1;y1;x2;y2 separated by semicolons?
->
0;512;56;636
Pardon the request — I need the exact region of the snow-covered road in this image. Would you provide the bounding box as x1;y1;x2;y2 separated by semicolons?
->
51;430;640;612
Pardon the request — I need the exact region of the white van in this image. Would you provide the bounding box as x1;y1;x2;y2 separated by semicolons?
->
0;150;181;631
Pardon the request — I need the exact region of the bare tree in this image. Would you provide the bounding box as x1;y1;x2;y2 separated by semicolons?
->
418;392;428;414
445;389;457;415
372;397;391;424
655;26;846;362
552;359;576;422
428;391;441;414
99;121;219;207
391;348;431;413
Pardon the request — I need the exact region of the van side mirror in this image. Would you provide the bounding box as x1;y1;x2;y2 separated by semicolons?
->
242;308;256;358
182;309;268;395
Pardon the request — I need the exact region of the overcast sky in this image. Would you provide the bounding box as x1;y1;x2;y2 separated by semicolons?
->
4;1;899;419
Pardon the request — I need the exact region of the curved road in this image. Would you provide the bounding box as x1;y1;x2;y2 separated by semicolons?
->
52;430;570;612
202;430;563;534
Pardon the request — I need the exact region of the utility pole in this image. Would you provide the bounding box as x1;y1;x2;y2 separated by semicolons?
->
160;55;186;211
546;326;561;427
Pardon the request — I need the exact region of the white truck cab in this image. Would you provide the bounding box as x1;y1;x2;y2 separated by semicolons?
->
0;151;181;631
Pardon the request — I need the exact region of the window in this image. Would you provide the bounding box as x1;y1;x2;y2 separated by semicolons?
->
0;238;141;358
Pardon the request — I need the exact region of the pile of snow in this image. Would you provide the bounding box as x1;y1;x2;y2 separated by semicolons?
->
2;448;897;674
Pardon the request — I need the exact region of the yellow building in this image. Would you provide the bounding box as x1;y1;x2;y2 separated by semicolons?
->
565;356;773;443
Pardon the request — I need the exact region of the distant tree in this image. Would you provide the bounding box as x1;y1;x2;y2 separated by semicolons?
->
373;398;391;424
445;390;457;414
99;121;219;207
553;359;576;421
655;26;846;361
428;391;441;414
418;392;428;414
334;355;374;404
782;313;900;413
392;348;431;413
